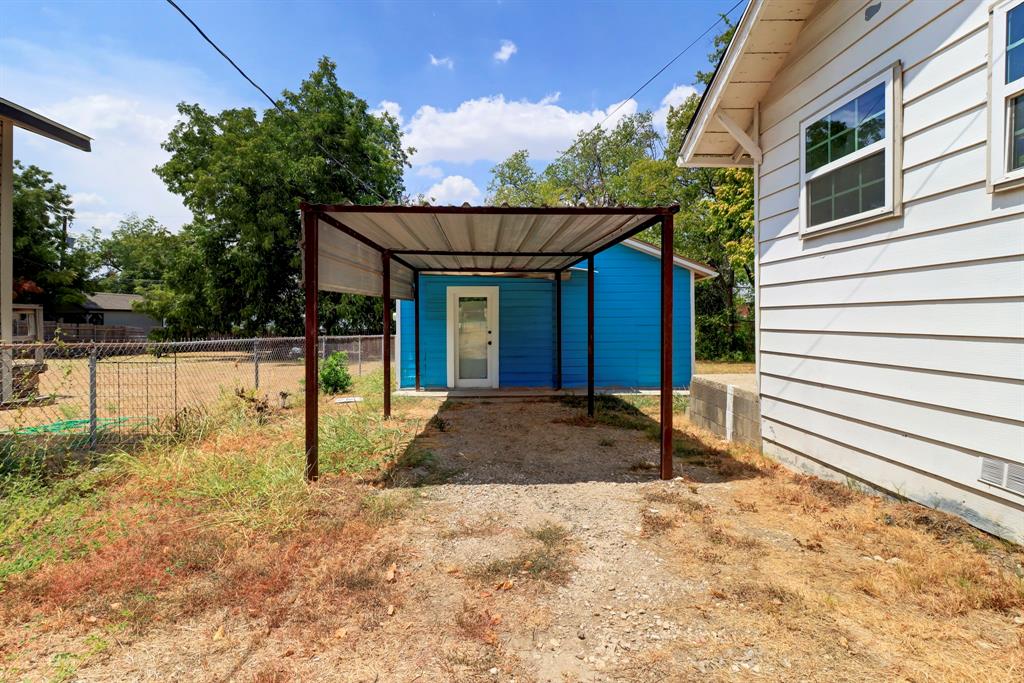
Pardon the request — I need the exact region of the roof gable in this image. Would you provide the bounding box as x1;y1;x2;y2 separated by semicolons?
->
618;239;717;279
677;0;820;168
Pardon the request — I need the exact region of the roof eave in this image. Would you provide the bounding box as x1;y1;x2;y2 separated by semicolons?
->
0;98;92;152
677;0;767;168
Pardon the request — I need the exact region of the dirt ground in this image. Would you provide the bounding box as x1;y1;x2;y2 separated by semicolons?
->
2;397;1022;682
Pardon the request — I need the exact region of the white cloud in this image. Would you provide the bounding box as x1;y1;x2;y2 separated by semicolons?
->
654;84;699;130
415;164;445;179
493;40;517;63
425;175;482;205
371;100;403;125
71;192;106;207
0;37;228;235
429;54;454;69
404;94;639;165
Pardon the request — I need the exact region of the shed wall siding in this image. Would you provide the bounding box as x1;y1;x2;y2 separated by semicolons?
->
753;0;1024;542
397;243;694;389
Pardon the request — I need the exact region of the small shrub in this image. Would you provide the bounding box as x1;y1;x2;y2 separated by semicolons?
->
319;351;354;394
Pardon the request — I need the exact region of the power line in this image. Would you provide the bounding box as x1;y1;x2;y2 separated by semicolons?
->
164;0;392;204
556;0;745;173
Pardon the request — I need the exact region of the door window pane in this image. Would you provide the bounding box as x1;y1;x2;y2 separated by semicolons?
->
806;151;885;226
457;297;488;380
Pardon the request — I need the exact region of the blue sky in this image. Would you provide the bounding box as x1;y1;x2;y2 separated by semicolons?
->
1;0;742;235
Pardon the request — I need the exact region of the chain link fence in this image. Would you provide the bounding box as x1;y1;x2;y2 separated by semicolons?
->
0;336;391;463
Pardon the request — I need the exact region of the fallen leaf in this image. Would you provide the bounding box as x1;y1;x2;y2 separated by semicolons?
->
213;625;224;641
333;627;347;639
385;563;397;583
478;591;493;599
84;615;98;624
387;604;396;616
109;602;122;611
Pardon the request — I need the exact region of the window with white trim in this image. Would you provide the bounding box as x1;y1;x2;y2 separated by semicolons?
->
990;0;1024;189
799;68;898;236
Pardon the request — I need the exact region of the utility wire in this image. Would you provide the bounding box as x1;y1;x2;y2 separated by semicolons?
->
167;0;744;205
164;0;391;203
556;0;745;172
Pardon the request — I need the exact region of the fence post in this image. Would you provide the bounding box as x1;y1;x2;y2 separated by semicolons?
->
358;336;363;375
253;338;260;390
88;343;98;449
173;346;178;430
319;336;326;360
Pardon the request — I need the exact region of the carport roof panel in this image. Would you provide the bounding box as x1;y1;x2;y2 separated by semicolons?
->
308;204;676;277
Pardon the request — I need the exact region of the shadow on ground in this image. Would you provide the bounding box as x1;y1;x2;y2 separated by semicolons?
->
389;394;765;488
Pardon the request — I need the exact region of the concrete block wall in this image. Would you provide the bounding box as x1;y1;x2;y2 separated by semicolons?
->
688;377;761;448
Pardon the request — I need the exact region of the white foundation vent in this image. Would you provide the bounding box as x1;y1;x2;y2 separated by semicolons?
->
979;457;1024;496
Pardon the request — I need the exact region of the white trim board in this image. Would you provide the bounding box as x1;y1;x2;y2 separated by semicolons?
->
620;238;718;279
445;286;499;389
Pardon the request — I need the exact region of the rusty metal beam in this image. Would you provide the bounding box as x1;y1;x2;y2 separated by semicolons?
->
302;209;319;482
554;271;562;391
300;202;680;216
382;251;392;418
660;214;674;480
414;270;421;391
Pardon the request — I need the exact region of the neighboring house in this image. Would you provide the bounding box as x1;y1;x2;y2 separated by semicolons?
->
396;239;717;390
56;292;161;335
679;0;1024;542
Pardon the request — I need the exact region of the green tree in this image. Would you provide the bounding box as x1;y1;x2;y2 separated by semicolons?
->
152;57;409;338
484;19;755;360
91;214;179;294
11;162;95;314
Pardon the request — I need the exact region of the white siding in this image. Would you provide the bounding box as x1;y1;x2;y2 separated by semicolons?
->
753;0;1024;542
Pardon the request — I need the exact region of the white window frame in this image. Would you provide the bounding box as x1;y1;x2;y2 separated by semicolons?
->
798;65;901;238
988;0;1024;191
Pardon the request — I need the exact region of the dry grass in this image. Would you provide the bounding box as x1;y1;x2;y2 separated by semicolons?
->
694;360;755;375
648;424;1024;682
3;378;1022;682
472;522;575;586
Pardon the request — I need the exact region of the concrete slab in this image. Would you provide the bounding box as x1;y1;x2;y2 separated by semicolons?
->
393;387;690;399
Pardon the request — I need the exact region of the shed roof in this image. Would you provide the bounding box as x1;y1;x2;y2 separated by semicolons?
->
306;204;699;301
677;0;819;168
0;98;92;152
83;292;144;312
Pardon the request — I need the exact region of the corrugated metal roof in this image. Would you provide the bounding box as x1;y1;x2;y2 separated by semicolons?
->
83;292;144;311
309;205;688;301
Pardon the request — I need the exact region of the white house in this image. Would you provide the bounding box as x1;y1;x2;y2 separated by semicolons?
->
679;0;1024;542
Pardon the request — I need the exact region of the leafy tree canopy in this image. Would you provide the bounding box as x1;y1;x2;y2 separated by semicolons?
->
11;162;95;313
485;19;754;360
88;214;179;295
150;57;409;338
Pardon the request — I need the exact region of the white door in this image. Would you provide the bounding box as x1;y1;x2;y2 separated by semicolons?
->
446;287;499;388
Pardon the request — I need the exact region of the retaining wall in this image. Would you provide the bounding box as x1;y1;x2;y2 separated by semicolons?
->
688;375;760;448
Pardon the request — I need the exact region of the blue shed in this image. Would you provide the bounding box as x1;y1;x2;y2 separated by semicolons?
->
396;239;716;390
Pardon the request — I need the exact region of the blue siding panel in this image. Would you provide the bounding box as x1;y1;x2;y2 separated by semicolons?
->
397;243;694;389
399;275;553;388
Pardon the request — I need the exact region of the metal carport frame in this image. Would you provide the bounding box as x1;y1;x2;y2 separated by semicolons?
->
300;203;681;483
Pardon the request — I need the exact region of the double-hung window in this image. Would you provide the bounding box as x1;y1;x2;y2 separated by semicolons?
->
799;67;899;236
989;0;1024;189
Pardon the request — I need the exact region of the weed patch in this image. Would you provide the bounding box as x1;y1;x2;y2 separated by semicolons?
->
473;523;574;585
